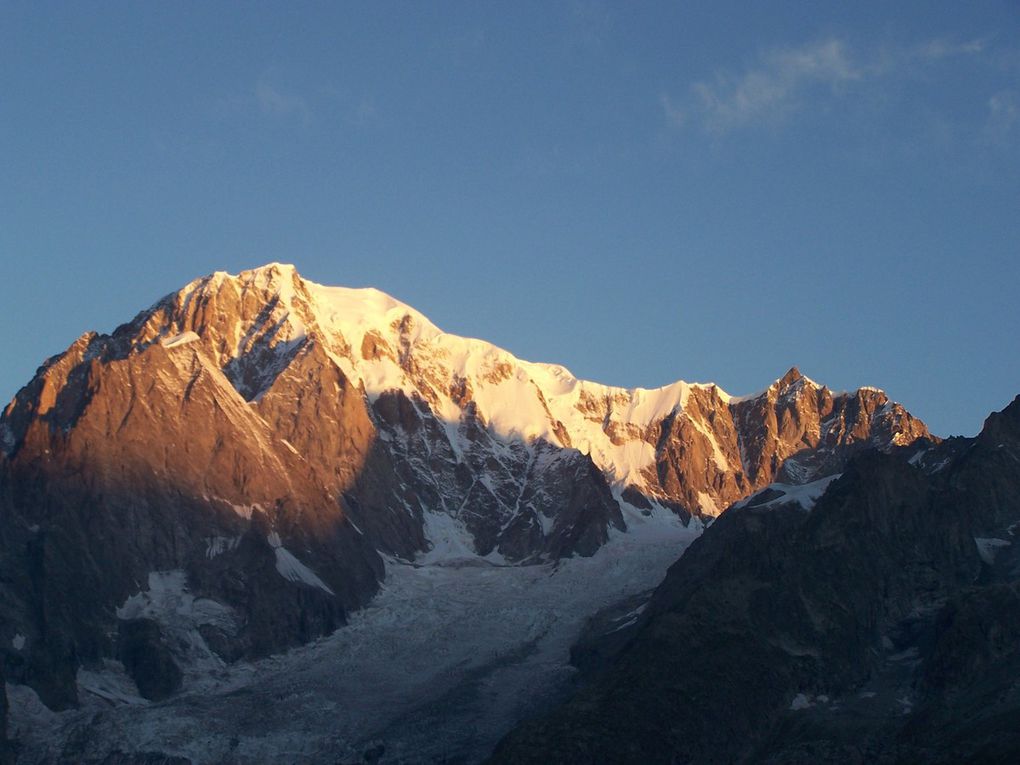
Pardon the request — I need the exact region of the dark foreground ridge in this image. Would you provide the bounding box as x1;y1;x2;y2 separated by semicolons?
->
490;396;1020;764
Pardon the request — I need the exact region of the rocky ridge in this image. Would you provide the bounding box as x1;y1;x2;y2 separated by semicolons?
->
0;263;931;724
490;397;1020;764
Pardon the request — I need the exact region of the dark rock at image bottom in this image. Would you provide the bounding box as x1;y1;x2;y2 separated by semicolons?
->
490;398;1020;764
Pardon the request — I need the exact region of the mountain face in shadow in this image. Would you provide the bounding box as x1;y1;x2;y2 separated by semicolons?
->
0;264;930;721
490;397;1020;764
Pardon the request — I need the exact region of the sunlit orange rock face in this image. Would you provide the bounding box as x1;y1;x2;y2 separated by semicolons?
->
0;264;932;710
611;367;930;519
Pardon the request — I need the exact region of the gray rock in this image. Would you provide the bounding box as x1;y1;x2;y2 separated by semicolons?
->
0;264;934;725
0;661;12;765
116;619;182;701
490;396;1020;764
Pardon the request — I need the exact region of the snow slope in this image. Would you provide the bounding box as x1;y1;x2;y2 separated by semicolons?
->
168;264;736;495
102;263;928;531
733;474;844;512
8;506;699;764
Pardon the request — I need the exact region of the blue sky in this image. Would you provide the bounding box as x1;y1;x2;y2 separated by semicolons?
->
2;1;1018;436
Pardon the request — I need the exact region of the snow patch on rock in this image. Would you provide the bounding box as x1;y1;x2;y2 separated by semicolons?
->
790;693;813;710
205;535;241;558
974;536;1011;565
115;570;239;681
12;518;703;764
418;509;481;565
160;330;200;349
267;533;335;594
78;660;148;706
734;474;841;512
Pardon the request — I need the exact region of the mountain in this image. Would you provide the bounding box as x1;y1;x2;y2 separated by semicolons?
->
0;663;9;765
489;397;1020;764
0;264;931;747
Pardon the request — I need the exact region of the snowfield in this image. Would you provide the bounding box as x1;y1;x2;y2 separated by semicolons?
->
8;506;701;765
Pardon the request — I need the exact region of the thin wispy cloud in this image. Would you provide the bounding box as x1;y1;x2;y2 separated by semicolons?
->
665;36;991;135
255;79;312;124
915;37;987;61
659;94;685;128
688;39;859;133
986;90;1019;142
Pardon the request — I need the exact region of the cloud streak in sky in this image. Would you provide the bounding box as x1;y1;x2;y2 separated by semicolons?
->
985;90;1019;142
255;79;312;124
666;36;989;135
914;37;987;61
690;39;859;132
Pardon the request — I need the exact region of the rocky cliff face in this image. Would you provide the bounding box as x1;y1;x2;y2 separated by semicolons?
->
0;661;10;765
490;397;1020;764
0;263;931;720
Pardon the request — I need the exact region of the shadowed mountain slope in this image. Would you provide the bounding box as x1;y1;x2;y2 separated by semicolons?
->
0;264;931;721
490;397;1020;764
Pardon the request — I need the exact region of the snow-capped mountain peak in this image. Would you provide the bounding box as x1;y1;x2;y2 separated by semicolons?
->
0;262;935;730
59;263;930;522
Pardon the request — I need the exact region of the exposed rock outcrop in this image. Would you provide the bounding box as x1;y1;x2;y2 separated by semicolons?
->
116;619;183;701
0;660;11;765
489;397;1020;764
0;264;932;717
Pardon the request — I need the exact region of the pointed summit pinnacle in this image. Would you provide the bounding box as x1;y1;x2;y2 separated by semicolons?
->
255;262;298;274
777;366;804;389
239;262;299;283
